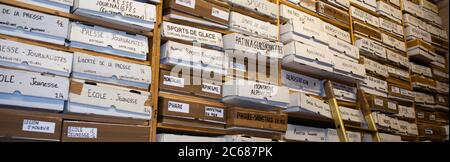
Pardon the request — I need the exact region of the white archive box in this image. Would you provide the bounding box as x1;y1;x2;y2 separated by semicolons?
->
408;123;418;136
436;81;449;93
346;131;362;142
390;117;400;131
69;22;149;60
387;66;410;81
18;0;73;13
410;63;433;77
398;120;409;134
415;92;427;103
72;0;156;31
280;19;327;45
161;40;226;75
67;79;152;120
433;69;449;81
161;21;223;49
282;41;334;73
0;38;73;77
355;36;387;61
403;13;426;30
286;0;317;11
222;135;274;142
350;6;380;28
0;67;69;111
427;24;442;36
423;9;442;26
402;0;424;19
286;92;331;119
322;0;350;10
332;55;366;80
222;79;289;109
223;33;283;60
376;0;402;23
281;70;322;95
328;36;359;60
389;0;400;7
72;52;152;89
407;47;436;63
226;0;278;18
381;33;406;52
386;50;409;69
157;133;226;142
0;4;69;45
420;0;439;13
379;18;404;38
379;133;402;142
331;82;356;102
361;57;389;78
350;0;376;12
284;124;326;142
280;4;323;25
229;12;278;41
361;75;388;96
404;25;432;43
340;106;364;123
324;22;351;44
396;105;416;119
440;29;449;40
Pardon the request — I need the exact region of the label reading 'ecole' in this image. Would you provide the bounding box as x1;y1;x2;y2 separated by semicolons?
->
67;126;97;139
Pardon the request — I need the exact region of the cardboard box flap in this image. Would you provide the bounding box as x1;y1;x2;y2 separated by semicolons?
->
404;26;432;43
351;6;380;28
0;38;73;77
421;0;439;13
324;22;351;43
328;36;359;59
73;0;156;28
361;57;388;77
229;12;278;41
73;52;151;87
69;22;149;58
386;49;409;68
161;21;223;48
317;1;350;25
333;56;366;78
69;79;151;115
280;20;327;44
379;18;404;36
350;0;376;12
403;13;426;29
284;41;333;66
227;0;278;18
0;67;69;100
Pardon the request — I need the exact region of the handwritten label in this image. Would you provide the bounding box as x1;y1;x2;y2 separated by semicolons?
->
67;126;97;139
229;12;277;40
223;33;282;57
205;106;224;118
161;22;223;48
168;101;189;113
228;0;277;18
324;22;351;43
387;102;396;110
176;0;195;9
76;0;155;22
22;119;55;133
211;7;229;21
202;82;221;95
374;98;384;106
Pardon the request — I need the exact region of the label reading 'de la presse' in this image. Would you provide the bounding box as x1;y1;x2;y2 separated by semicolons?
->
67;126;97;139
205;106;224;118
22;119;56;134
168;101;189;113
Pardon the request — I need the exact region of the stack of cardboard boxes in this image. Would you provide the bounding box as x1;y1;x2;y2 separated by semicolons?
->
0;0;158;142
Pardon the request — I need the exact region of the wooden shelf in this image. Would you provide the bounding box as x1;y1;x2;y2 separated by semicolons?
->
228;3;278;24
0;0;154;37
280;0;350;31
61;113;150;126
350;2;380;17
157;123;228;136
162;16;232;35
286;112;335;128
159;91;226;107
345;124;377;133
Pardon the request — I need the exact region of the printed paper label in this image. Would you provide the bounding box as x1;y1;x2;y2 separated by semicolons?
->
163;75;185;88
168;101;189;113
67;126;97;139
205;106;224;118
212;7;229;20
22;119;56;134
202;82;221;95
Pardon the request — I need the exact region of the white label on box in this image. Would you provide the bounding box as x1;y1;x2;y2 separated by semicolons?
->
324;23;351;43
381;33;406;51
0;4;69;38
212;7;229;20
67;126;97;139
0;39;73;76
161;41;224;68
391;86;400;93
223;33;282;57
228;0;278;18
224;79;289;103
161;22;223;48
202;82;221;95
168;101;189;113
205;106;224;118
351;6;380;28
176;0;195;8
427;24;441;36
69;80;151;114
0;68;69;100
163;75;185;88
73;52;151;85
76;0;156;22
375;98;384;106
282;20;327;44
387;102;396;110
282;70;322;94
229;12;277;40
22;119;55;134
69;22;148;56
